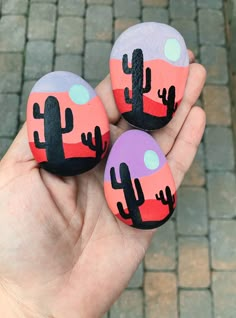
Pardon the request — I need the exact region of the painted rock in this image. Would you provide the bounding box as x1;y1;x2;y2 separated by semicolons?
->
110;22;189;131
104;130;177;230
27;71;110;176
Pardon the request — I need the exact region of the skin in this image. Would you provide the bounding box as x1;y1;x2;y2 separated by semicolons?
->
0;51;206;318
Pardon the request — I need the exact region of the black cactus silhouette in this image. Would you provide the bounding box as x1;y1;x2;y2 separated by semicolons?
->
158;86;178;119
156;186;175;214
110;162;145;227
33;96;73;162
122;48;151;114
81;126;107;160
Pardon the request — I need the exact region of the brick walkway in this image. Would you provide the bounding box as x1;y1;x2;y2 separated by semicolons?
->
0;0;236;317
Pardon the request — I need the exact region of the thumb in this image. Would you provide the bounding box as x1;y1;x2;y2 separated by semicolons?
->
0;123;36;167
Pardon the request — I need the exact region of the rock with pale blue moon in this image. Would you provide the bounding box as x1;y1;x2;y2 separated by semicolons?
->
104;130;177;229
27;71;110;176
110;22;189;131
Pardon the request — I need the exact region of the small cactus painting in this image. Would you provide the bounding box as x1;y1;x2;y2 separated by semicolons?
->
27;72;110;176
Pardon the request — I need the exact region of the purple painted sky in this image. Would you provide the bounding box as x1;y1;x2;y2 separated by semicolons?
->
31;71;96;99
104;130;167;181
110;22;189;67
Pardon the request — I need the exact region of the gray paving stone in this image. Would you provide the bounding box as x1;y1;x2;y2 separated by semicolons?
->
179;290;212;318
0;138;13;158
205;127;234;171
200;46;228;85
87;0;112;3
145;220;176;270
114;0;141;18
28;3;56;41
54;55;82;75
128;262;143;288
84;42;111;80
56;17;84;54
142;0;168;7
20;80;35;123
226;0;235;23
24;41;54;80
0;53;23;93
31;0;56;2
142;8;169;24
110;289;143;318
183;143;205;186
2;0;28;15
230;42;236;73
199;9;225;45
86;5;112;41
0;16;26;52
89;80;101;89
169;0;196;20
171;20;198;56
178;237;210;288
203;85;232;126
207;172;236;218
212;272;236;318
114;18;140;40
58;0;85;16
145;272;177;318
197;0;223;9
210;220;236;270
177;187;208;236
0;94;19;137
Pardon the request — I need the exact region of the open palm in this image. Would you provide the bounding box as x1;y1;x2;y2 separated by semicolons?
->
0;55;206;318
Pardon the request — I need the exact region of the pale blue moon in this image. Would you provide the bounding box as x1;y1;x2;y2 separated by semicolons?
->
69;84;90;105
164;38;181;62
144;150;160;170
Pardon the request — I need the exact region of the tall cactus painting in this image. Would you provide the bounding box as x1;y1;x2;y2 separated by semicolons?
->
33;96;73;162
122;49;151;114
110;162;144;227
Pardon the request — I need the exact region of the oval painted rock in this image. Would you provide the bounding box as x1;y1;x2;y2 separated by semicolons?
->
27;71;110;176
110;22;189;131
104;130;177;230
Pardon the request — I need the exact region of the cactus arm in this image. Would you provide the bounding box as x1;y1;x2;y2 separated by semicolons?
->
143;67;151;93
156;190;166;204
174;102;178;112
134;178;145;205
81;132;96;150
81;132;86;144
124;87;132;104
110;167;123;189
157;88;167;104
122;54;132;74
33;131;46;149
117;202;130;219
33;103;44;119
61;108;73;133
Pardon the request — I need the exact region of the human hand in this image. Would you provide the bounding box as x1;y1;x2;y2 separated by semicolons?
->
0;51;206;318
